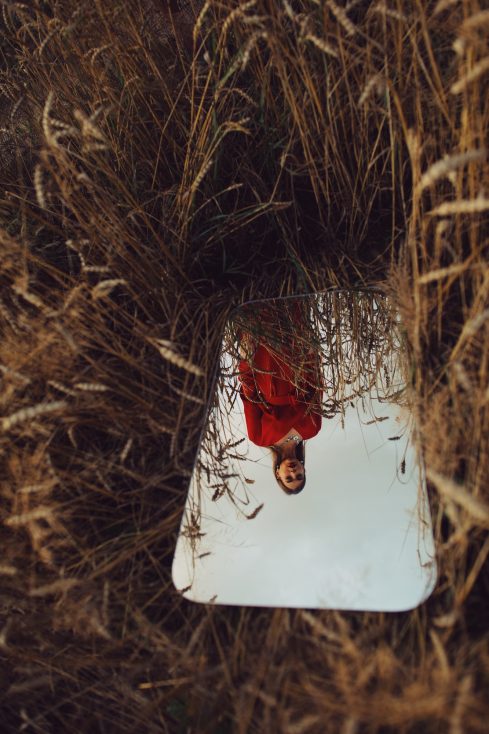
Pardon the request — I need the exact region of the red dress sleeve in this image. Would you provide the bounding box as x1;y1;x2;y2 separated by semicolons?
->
238;358;271;445
238;358;258;401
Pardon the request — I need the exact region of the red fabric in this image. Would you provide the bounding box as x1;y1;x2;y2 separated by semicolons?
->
238;343;322;447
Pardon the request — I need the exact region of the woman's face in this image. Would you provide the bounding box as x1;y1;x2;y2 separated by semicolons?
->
276;458;304;492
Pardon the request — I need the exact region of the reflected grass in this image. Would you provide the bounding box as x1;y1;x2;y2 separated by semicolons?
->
196;289;410;523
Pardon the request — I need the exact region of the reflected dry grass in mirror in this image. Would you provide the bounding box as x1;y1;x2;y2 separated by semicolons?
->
0;0;488;731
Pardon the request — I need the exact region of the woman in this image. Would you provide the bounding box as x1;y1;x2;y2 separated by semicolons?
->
237;305;322;494
270;432;308;494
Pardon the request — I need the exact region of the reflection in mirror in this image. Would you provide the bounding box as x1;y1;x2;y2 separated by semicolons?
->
172;290;437;610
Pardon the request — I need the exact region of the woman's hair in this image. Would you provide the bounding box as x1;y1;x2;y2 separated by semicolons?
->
270;440;306;494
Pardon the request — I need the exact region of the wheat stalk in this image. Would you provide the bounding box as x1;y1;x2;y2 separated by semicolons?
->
451;57;489;94
92;279;127;298
417;263;474;283
120;437;133;463
18;481;57;495
86;44;112;64
30;578;80;597
460;309;489;337
373;2;407;22
150;338;204;377
451;361;472;392
327;0;357;36
41;89;60;148
74;382;109;392
2;400;68;431
190;158;214;193
429;195;489;216
427;469;489;526
5;506;56;526
358;74;385;107
240;31;269;70
48;380;78;396
461;10;489;33
34;164;47;210
73;108;107;141
282;0;296;21
193;0;211;47
84;265;111;273
172;385;205;405
65;240;87;268
219;0;257;48
417;149;486;191
12;283;54;315
302;34;339;59
0;364;31;384
433;0;460;15
36;21;61;57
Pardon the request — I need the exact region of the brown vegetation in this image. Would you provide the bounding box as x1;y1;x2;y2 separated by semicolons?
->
0;0;488;731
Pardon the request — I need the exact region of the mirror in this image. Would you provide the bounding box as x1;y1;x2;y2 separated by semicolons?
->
172;290;437;610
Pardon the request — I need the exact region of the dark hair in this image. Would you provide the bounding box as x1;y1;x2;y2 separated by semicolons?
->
270;440;306;494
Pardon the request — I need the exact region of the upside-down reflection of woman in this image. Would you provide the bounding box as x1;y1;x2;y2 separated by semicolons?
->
237;307;322;495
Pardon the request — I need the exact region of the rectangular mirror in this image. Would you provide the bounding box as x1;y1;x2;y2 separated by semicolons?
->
172;290;437;610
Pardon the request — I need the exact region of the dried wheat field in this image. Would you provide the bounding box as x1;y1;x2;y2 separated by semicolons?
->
0;1;488;732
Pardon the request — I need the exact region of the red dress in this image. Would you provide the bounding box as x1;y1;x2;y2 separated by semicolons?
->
238;342;322;447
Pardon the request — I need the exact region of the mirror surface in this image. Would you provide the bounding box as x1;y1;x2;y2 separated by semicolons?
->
172;291;437;610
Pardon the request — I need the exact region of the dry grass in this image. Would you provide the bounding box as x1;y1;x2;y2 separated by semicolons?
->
0;0;488;732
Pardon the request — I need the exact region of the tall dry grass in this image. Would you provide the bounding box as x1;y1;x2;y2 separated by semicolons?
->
0;0;488;732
